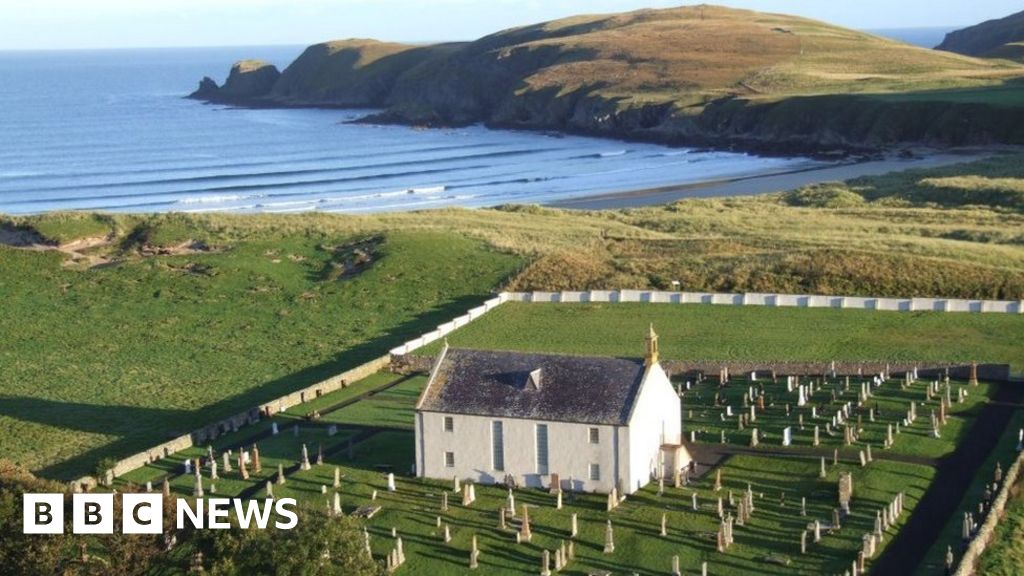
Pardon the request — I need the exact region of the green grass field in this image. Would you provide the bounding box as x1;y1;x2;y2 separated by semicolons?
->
425;303;1024;371
0;231;520;480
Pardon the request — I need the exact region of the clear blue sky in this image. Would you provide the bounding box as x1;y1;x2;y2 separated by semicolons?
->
1;0;1019;50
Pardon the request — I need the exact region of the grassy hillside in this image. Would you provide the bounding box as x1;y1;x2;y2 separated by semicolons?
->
193;5;1024;152
1;153;1023;479
0;230;521;479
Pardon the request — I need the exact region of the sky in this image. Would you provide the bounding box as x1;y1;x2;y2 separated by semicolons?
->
0;0;1019;50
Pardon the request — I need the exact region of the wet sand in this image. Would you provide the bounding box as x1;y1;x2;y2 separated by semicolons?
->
547;150;1000;210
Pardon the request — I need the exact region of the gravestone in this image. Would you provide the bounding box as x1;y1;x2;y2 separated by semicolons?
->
603;520;615;554
838;473;853;514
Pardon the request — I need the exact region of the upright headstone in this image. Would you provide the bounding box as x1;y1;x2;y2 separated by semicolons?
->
838;473;853;514
520;505;532;543
470;535;479;570
603;520;615;554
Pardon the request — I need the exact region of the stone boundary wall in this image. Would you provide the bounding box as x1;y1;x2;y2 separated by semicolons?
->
507;290;1024;314
659;361;1011;382
393;355;1011;382
954;450;1024;576
74;354;392;489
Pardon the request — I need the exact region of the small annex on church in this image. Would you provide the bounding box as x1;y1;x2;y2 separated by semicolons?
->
413;326;687;494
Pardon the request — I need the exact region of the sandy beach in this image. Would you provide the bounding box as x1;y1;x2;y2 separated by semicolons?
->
547;149;1003;210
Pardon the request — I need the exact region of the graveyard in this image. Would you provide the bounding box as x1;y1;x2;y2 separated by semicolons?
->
115;337;1020;574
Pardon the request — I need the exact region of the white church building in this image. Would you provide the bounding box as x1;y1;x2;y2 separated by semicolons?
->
413;327;686;494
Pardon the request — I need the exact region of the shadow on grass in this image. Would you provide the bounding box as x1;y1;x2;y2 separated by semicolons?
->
6;294;488;481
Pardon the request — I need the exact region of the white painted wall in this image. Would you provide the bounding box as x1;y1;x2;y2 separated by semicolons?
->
624;363;683;493
416;411;622;493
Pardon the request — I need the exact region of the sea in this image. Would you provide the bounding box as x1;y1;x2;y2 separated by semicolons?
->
0;27;954;216
0;46;817;215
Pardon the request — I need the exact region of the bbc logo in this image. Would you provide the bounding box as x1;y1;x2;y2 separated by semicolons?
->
24;493;163;535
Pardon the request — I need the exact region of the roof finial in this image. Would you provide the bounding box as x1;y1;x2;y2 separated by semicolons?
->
645;324;659;367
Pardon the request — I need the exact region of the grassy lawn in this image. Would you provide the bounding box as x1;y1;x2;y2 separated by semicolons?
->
318;376;426;431
0;230;520;480
682;375;993;460
425;302;1024;371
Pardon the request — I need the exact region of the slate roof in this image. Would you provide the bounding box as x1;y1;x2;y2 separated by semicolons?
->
417;348;647;425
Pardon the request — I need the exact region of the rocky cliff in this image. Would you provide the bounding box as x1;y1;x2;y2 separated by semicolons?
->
190;5;1024;154
190;60;280;104
937;10;1024;60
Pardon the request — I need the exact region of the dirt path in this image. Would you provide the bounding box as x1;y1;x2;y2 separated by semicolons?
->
871;383;1024;575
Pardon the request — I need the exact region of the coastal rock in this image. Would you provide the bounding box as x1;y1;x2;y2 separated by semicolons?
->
189;60;280;103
